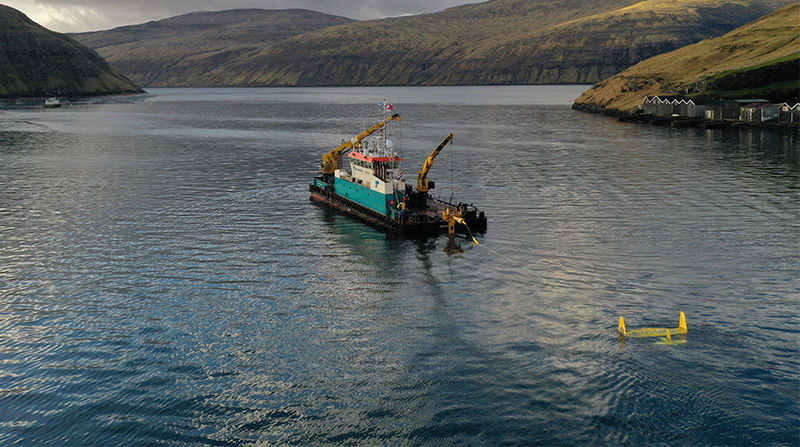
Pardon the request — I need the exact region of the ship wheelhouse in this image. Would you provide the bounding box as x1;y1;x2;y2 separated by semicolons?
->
348;151;402;183
329;148;407;216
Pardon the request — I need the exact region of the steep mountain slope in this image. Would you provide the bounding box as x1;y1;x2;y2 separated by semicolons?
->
71;0;794;87
70;9;355;87
228;0;790;87
0;5;142;98
573;2;800;113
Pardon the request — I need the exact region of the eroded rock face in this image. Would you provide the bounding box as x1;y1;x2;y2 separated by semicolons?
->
0;4;143;98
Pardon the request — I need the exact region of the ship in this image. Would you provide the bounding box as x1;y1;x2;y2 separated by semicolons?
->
309;101;487;237
44;97;61;108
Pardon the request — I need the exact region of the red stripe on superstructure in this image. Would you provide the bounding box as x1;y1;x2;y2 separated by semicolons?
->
348;151;402;163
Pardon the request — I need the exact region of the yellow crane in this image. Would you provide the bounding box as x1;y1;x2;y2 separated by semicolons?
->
417;133;454;193
320;113;401;175
442;205;479;244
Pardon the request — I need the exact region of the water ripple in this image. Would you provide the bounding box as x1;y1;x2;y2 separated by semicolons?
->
0;88;797;445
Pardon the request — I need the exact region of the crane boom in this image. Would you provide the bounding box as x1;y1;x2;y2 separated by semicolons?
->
321;113;401;175
417;133;454;193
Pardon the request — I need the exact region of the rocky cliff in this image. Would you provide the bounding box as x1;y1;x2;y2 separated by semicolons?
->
0;5;143;98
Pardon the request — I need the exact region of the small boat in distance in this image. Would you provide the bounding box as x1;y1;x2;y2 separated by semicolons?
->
44;97;61;108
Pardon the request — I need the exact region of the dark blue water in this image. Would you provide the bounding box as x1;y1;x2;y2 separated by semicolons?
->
1;86;798;446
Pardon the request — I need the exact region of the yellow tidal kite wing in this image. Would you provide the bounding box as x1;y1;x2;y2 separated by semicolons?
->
618;311;687;338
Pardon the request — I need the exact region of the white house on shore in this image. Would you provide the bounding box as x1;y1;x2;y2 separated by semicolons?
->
678;99;705;118
740;103;780;122
642;96;704;117
642;96;685;116
779;103;800;123
704;100;742;120
642;96;800;124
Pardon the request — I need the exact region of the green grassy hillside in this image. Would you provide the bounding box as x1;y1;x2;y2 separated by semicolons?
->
573;2;800;113
0;5;142;98
71;0;794;87
70;9;355;87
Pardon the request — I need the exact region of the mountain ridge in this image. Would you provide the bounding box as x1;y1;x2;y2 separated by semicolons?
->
70;0;795;88
70;9;355;87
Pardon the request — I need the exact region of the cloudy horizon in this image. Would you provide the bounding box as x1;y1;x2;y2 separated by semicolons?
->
2;0;478;33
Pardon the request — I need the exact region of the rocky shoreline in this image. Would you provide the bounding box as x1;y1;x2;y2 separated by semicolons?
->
572;103;800;133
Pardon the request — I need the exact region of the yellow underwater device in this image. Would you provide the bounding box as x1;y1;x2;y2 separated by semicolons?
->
618;311;687;344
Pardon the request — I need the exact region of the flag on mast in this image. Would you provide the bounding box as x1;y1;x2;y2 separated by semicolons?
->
378;98;394;113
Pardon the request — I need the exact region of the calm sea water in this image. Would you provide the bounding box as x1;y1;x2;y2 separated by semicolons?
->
1;86;798;446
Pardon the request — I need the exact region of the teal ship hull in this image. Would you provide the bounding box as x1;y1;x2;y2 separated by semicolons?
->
310;176;486;236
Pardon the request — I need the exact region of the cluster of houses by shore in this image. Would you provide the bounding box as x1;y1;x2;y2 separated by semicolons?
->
641;96;800;124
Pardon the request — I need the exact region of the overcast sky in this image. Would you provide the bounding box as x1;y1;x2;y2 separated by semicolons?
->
3;0;477;32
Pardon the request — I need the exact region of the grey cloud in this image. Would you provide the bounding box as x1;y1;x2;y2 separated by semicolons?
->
21;0;475;32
